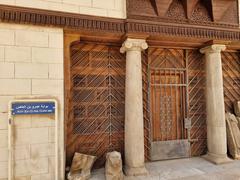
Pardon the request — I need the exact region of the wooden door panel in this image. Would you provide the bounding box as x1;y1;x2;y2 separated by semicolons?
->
149;48;187;142
66;43;125;168
151;85;180;141
149;48;189;160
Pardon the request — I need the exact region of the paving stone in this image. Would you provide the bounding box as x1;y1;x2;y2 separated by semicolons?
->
90;158;240;180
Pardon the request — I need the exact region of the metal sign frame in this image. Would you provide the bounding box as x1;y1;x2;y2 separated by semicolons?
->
8;99;59;180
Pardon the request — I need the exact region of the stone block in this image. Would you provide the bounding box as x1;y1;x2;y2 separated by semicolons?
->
92;0;114;9
31;115;55;128
67;153;96;180
62;0;91;6
49;32;64;48
5;46;31;62
226;112;240;159
80;7;107;17
0;148;8;162
30;143;55;158
105;151;123;180
0;62;14;78
114;0;125;11
0;130;7;148
0;0;15;5
30;128;49;144
16;0;49;10
107;10;125;18
15;176;31;180
14;158;48;176
32;47;63;64
0;96;14;113
32;79;63;95
14;115;32;129
0;29;14;45
0;162;8;179
49;64;63;79
48;2;79;13
48;157;55;174
16;30;48;47
0;79;31;95
0;46;4;61
31;173;54;180
15;63;48;79
14;128;30;146
0;113;8;130
234;101;240;117
14;145;30;160
48;127;55;143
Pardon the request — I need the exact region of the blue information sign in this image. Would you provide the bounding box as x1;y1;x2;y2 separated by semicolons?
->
12;102;55;115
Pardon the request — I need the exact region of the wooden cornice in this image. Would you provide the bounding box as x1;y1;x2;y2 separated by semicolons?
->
0;4;240;44
0;5;125;34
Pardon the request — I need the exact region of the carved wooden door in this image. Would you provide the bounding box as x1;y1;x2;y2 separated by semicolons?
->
66;43;125;168
148;48;190;160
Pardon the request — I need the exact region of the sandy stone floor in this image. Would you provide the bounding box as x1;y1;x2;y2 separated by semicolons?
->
90;157;240;180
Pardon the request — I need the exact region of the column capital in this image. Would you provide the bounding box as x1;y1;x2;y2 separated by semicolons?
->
120;38;148;53
200;44;226;54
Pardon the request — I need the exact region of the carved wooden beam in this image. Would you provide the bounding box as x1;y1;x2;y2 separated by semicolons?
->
182;0;200;18
212;0;235;22
0;4;240;42
151;0;174;17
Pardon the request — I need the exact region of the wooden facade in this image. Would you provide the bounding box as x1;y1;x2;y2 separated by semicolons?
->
1;0;239;169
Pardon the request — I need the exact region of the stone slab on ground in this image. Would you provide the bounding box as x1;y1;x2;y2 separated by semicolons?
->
90;157;240;180
226;112;240;159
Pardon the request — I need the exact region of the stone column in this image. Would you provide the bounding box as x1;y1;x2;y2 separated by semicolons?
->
120;38;148;176
200;45;231;164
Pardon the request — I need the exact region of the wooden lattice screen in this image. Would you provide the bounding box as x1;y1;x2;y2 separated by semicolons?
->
66;43;125;168
187;50;207;156
66;44;210;168
142;49;207;158
142;51;151;161
222;51;240;113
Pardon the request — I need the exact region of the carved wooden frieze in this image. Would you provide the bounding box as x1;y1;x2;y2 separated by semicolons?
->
127;0;239;25
0;5;125;33
0;4;240;43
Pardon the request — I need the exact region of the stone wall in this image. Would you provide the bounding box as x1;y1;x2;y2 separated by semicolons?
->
0;0;126;19
0;23;64;180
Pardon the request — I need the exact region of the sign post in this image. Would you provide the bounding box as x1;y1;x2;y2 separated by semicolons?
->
8;99;58;180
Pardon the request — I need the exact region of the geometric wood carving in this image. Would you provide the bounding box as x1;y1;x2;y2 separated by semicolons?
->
0;4;240;42
190;0;212;22
151;0;174;17
182;0;200;18
212;0;235;21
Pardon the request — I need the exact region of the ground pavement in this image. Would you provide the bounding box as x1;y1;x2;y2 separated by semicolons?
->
90;157;240;180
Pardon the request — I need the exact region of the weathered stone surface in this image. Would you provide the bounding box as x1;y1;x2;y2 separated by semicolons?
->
67;153;96;180
237;117;240;129
120;38;148;176
226;113;240;159
105;151;124;180
234;101;240;117
200;44;230;164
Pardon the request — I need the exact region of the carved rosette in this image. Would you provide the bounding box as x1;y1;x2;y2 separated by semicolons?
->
120;38;148;53
200;44;226;54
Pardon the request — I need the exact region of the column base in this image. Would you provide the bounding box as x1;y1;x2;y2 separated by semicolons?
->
203;152;232;165
124;166;148;176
